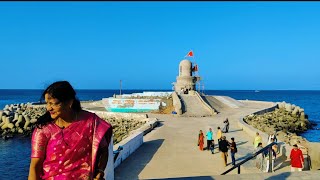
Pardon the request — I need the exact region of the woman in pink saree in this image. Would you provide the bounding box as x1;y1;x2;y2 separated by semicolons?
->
28;81;112;180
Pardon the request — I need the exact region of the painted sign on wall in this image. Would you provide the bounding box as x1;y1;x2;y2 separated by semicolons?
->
103;98;162;112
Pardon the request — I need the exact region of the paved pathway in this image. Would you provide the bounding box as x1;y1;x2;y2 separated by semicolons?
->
114;101;291;180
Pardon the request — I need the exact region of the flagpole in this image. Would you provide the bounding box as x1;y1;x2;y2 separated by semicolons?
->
191;49;200;93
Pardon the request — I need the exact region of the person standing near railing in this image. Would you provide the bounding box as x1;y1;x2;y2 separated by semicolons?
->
265;138;277;172
255;142;264;171
253;132;262;149
267;132;277;144
290;144;304;172
229;137;237;166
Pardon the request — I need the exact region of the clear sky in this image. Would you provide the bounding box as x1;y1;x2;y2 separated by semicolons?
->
0;2;320;90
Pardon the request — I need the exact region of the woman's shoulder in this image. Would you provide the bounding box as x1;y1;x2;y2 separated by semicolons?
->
79;110;100;120
33;122;55;137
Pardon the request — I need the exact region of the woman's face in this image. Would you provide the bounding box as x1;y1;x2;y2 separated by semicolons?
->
44;93;72;120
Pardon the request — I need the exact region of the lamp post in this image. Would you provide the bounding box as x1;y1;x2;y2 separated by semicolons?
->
120;80;122;96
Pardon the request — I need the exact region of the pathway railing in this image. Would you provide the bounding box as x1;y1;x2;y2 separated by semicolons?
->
221;142;276;175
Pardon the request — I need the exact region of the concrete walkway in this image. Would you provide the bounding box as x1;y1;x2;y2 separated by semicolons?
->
114;101;291;180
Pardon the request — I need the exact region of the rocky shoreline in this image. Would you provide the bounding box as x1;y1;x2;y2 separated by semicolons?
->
0;103;146;144
0;103;45;139
243;101;314;149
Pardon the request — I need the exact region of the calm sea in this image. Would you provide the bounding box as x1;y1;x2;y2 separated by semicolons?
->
0;89;319;179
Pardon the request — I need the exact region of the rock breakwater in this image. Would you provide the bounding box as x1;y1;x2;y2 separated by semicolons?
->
244;101;312;148
0;103;46;139
0;103;146;145
102;117;146;144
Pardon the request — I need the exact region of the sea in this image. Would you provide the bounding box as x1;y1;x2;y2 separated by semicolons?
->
0;89;319;179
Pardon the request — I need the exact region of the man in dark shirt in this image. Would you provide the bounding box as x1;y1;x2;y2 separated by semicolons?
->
219;136;230;167
230;137;237;166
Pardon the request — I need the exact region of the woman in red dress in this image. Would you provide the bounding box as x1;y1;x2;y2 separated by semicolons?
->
290;144;304;172
198;130;204;151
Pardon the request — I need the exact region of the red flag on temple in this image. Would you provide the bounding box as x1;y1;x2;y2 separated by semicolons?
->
192;65;198;72
194;65;198;71
185;50;193;57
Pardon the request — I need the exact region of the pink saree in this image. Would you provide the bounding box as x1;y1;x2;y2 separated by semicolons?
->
31;111;112;180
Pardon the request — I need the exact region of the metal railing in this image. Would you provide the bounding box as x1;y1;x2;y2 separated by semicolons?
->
113;146;123;163
221;142;277;175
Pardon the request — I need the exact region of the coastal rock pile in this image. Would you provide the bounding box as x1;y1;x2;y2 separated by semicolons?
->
1;103;147;146
0;104;46;139
103;117;146;144
244;102;312;137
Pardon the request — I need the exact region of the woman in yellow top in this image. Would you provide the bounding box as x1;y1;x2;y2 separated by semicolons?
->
253;132;262;149
217;127;222;142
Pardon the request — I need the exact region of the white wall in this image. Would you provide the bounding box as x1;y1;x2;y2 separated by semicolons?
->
105;136;114;180
114;131;144;168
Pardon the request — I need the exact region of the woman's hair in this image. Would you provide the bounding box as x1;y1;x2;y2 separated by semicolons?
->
36;81;82;128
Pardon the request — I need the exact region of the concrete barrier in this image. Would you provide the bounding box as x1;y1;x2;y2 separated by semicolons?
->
105;136;115;180
308;142;320;170
89;110;147;120
172;92;182;115
194;91;216;115
237;102;278;145
103;116;159;179
113;130;143;168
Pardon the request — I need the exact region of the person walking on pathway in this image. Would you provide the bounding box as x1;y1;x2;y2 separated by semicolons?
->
290;144;304;172
219;136;230;167
267;132;277;144
222;118;229;133
229;137;237;166
265;138;277;172
217;127;222;143
198;130;205;151
253;132;262;149
206;128;214;153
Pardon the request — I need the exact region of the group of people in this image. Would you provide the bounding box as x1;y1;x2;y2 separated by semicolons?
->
254;132;281;172
197;118;237;167
253;132;305;173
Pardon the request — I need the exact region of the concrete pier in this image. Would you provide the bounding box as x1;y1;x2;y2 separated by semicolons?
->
114;100;296;179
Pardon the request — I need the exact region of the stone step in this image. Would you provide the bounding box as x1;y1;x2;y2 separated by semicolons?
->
179;95;212;117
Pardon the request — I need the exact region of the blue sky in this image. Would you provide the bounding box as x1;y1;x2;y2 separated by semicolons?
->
0;2;320;90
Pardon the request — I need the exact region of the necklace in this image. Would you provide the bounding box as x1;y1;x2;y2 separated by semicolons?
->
59;112;78;147
58;112;78;129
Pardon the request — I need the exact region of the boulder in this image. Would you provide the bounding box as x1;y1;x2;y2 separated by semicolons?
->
300;112;306;120
15;115;24;127
285;103;292;112
30;118;37;124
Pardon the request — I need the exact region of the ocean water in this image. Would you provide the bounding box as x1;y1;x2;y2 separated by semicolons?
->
0;89;319;179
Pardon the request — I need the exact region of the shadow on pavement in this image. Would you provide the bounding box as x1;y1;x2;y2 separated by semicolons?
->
236;141;248;147
144;176;215;180
227;129;243;133
115;139;164;180
265;172;291;180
